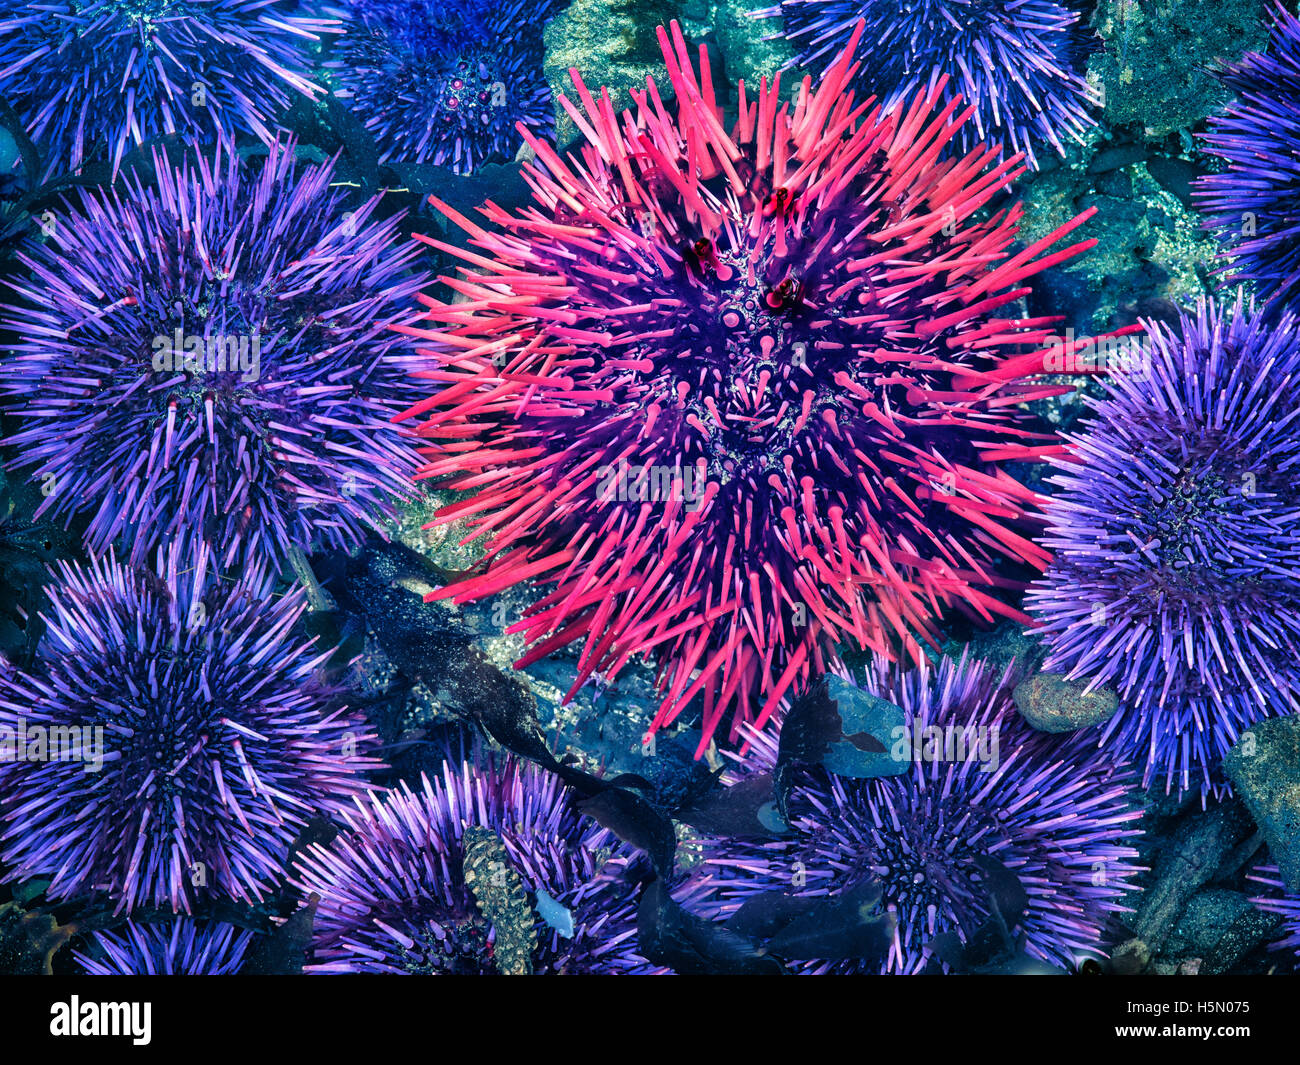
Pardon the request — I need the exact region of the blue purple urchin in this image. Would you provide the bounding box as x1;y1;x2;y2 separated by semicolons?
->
0;138;430;574
1197;3;1300;316
0;0;336;178
688;655;1143;974
0;544;381;914
1249;866;1300;964
756;0;1097;167
326;0;560;173
1026;298;1300;796
291;754;661;975
74;918;256;975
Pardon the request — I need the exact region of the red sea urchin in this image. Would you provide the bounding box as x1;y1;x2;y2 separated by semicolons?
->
0;139;429;574
401;20;1111;755
292;755;660;974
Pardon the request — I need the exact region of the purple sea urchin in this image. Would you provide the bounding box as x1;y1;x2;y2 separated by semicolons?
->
757;0;1097;166
74;918;256;975
0;138;429;574
0;0;335;177
1026;298;1300;795
328;0;560;172
0;545;380;914
1198;3;1300;315
690;656;1143;973
291;754;658;974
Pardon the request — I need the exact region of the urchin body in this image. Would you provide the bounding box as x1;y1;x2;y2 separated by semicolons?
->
0;0;333;175
1198;5;1300;315
292;755;656;974
75;919;255;975
757;0;1097;166
408;20;1107;753
1027;299;1300;794
330;0;559;172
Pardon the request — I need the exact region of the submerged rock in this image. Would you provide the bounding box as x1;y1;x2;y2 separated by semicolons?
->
1223;717;1300;892
820;676;908;779
1163;889;1280;975
1089;0;1269;138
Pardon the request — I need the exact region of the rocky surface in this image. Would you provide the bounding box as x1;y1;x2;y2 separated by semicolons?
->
1224;717;1300;892
1013;672;1121;733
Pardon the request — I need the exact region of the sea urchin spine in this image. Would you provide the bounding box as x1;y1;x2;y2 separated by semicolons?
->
0;138;430;575
756;0;1098;167
690;656;1143;973
0;0;336;177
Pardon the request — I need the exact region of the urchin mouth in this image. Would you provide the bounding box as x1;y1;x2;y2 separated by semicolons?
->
434;56;509;118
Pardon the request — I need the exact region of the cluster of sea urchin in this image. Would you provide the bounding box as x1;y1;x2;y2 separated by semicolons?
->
756;0;1097;167
0;544;380;914
291;754;657;974
0;138;429;574
1026;298;1300;795
328;0;560;172
1198;3;1300;316
74;919;256;976
689;655;1143;973
404;19;1110;755
0;0;335;177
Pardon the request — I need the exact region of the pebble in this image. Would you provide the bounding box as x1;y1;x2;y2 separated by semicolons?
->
1012;672;1120;733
